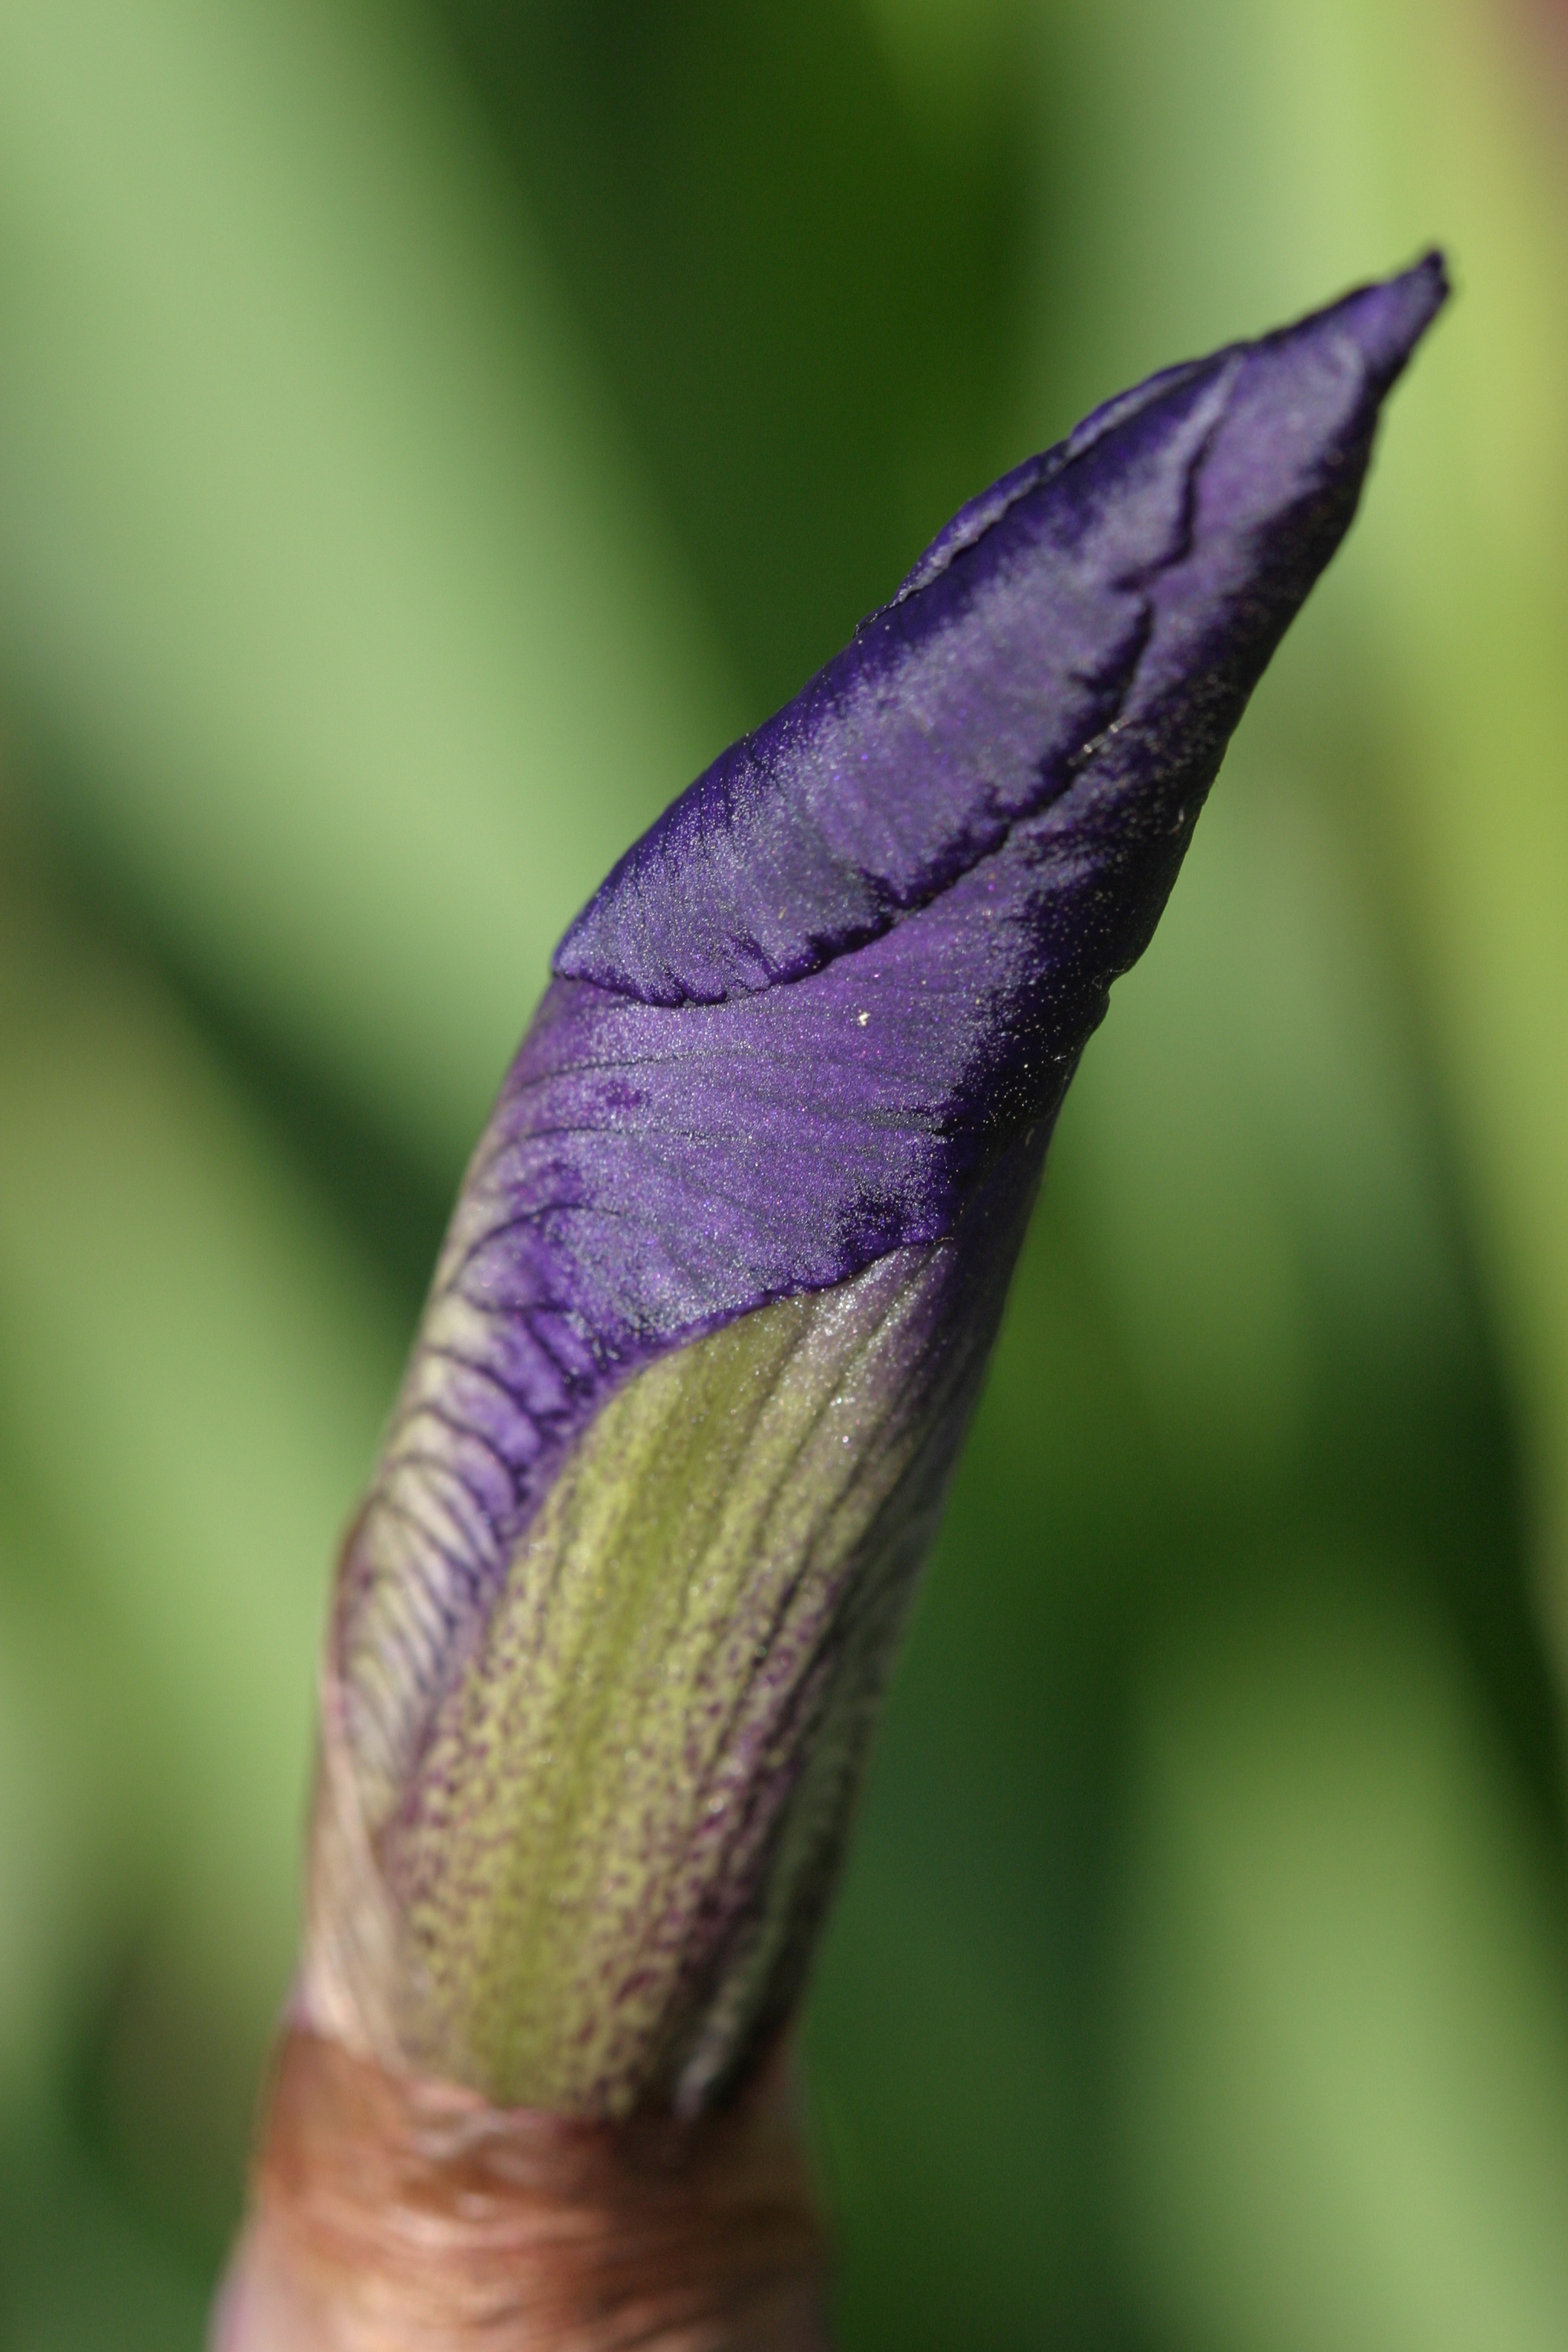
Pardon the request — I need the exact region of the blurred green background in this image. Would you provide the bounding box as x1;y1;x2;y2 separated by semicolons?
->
2;2;1566;2344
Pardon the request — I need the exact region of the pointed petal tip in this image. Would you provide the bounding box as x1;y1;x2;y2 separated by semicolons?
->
1309;248;1451;392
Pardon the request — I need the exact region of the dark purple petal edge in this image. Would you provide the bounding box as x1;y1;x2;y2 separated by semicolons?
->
557;253;1447;1008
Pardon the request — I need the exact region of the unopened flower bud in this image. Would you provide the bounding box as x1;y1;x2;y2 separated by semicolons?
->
220;254;1447;2351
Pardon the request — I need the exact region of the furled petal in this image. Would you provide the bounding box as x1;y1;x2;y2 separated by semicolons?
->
302;256;1447;2118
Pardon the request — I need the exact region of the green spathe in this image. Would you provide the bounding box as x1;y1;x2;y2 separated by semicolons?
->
305;1223;1016;2115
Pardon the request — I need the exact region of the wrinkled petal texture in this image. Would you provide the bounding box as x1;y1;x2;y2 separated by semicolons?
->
309;258;1446;2116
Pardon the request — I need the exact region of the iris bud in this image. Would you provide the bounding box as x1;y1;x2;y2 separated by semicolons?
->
296;256;1449;2132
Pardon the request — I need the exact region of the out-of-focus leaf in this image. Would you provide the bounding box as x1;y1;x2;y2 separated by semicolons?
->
0;1536;142;2113
1060;769;1465;1494
1345;3;1568;1662
1116;1567;1568;2352
807;1830;1080;2351
1014;0;1568;1724
0;2105;209;2352
433;0;1030;716
0;839;407;2229
0;0;740;1178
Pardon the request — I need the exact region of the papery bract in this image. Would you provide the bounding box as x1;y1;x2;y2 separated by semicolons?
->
301;256;1448;2122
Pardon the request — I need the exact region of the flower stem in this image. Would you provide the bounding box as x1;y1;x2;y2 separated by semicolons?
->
214;2029;828;2350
